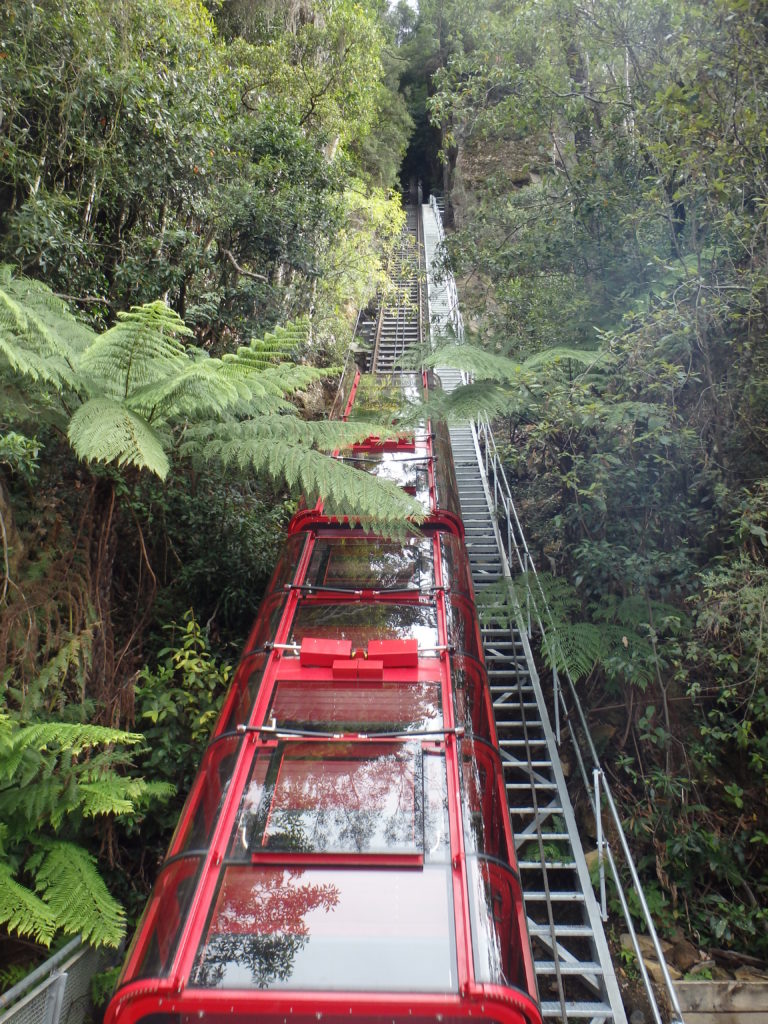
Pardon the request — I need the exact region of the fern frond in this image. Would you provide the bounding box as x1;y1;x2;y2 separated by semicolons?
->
77;777;174;817
0;862;57;945
521;346;608;371
80;301;191;398
422;344;523;381
192;416;407;452
197;433;422;529
0;267;89;386
245;318;310;367
126;357;249;422
68;397;170;478
542;622;606;681
31;841;125;948
0;715;143;784
441;381;517;422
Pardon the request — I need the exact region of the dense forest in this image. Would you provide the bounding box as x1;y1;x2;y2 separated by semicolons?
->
1;0;767;994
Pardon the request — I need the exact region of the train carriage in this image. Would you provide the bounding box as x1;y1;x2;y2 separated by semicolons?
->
105;370;542;1024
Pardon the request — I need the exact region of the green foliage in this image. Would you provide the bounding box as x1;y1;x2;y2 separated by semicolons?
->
431;0;768;957
0;707;172;948
134;611;231;798
27;842;125;949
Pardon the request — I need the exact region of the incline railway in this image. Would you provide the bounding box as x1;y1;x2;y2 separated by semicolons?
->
103;203;682;1024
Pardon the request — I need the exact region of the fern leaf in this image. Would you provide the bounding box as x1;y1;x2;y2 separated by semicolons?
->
0;716;143;784
80;301;191;398
0;862;57;945
521;346;608;371
0;269;87;386
68;397;170;478
126;358;248;421
196;433;423;529
422;344;524;381
78;777;175;818
32;841;126;948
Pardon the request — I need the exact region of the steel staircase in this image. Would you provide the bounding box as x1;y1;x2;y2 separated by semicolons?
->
371;208;423;373
422;202;629;1024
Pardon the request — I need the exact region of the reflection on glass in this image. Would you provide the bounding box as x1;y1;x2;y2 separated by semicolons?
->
124;856;201;983
345;451;430;508
307;537;434;591
269;678;442;733
467;856;529;991
230;741;421;856
346;373;423;421
191;865;457;992
439;535;474;598
170;735;241;855
290;601;438;652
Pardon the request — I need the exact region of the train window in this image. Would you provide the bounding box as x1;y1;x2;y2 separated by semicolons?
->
289;601;439;653
190;863;456;992
467;855;530;992
268;678;443;733
445;594;483;661
169;734;242;857
451;655;494;743
215;651;268;737
262;534;308;598
306;536;434;591
346;372;423;421
439;534;474;599
343;450;430;508
459;739;510;863
229;741;423;857
119;855;202;985
432;420;462;518
423;749;451;864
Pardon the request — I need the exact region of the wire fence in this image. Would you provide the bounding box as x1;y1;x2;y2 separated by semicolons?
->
0;939;109;1024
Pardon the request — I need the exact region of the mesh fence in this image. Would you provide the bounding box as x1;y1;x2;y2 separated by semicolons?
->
0;940;111;1024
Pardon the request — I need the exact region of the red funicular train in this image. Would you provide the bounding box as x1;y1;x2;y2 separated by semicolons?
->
105;371;542;1024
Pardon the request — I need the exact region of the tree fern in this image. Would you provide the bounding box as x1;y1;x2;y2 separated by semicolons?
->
80;301;192;398
0;862;57;946
127;358;250;421
77;777;175;818
0;265;89;387
2;272;424;528
28;841;125;948
192;430;423;530
421;343;525;381
0;710;172;948
68;397;171;477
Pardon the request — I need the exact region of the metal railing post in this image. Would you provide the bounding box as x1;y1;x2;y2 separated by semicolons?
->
553;665;561;745
595;769;608;921
42;974;67;1024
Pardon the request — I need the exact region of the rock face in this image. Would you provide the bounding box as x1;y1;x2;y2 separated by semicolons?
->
675;980;768;1024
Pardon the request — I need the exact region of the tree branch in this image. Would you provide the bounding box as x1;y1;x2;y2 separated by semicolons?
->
221;249;269;282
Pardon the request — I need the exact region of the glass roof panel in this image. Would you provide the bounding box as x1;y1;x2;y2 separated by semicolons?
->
306;536;434;591
191;864;456;992
229;741;422;857
340;451;430;509
269;678;442;733
289;601;438;653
